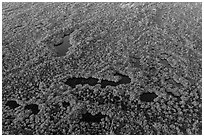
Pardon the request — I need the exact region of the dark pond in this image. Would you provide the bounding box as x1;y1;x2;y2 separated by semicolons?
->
62;101;70;108
24;104;40;115
140;92;158;102
64;77;99;88
5;100;20;109
64;71;132;89
81;112;106;123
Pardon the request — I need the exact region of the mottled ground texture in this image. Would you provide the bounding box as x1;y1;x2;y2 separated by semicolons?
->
2;2;202;135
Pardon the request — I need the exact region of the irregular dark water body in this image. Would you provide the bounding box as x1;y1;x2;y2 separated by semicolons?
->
81;112;106;123
114;72;131;84
64;71;132;88
62;101;70;108
65;77;99;88
24;104;40;115
139;92;158;102
5;100;20;109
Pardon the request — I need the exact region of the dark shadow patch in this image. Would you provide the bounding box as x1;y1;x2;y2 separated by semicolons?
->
62;101;70;108
100;79;117;88
64;77;99;88
24;104;40;115
115;72;132;85
140;92;158;102
5;100;20;109
81;112;106;123
64;71;131;89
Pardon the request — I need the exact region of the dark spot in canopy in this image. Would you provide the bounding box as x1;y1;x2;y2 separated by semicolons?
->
81;112;106;123
62;101;70;108
5;100;20;109
24;104;40;115
140;92;158;102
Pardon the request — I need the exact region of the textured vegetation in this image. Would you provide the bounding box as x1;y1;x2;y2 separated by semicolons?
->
2;2;202;135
